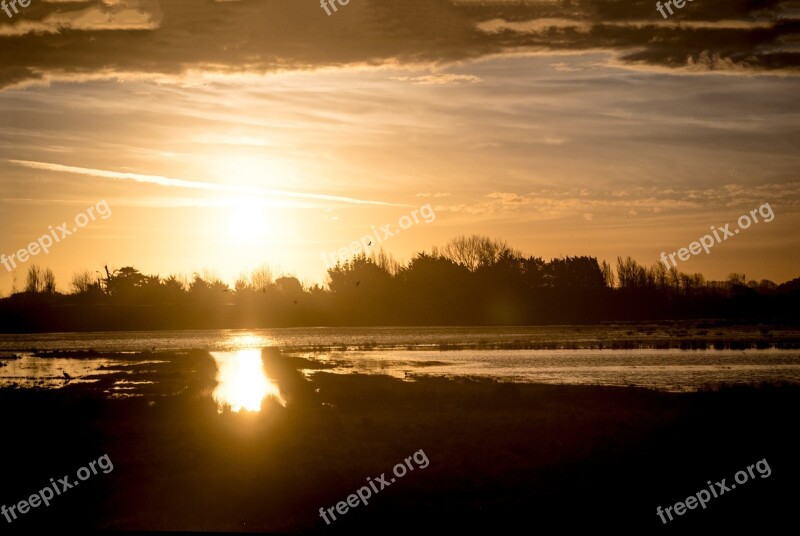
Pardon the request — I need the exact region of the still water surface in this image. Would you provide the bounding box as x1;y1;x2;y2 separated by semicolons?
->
0;327;798;393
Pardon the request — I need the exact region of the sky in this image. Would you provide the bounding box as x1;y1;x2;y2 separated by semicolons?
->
1;0;799;294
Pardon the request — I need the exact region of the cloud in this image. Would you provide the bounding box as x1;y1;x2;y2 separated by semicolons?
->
8;160;409;207
416;192;452;198
0;0;159;36
392;74;482;85
477;18;593;34
0;0;796;89
438;182;800;222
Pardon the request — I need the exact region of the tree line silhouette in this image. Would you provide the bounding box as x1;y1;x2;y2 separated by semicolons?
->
0;235;797;332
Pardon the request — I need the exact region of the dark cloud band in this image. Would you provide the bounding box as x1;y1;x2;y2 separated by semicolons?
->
0;0;797;89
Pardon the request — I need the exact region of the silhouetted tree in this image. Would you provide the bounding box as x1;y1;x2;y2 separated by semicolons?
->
43;268;56;294
601;260;615;289
71;269;97;294
729;273;747;286
438;235;519;272
1;237;797;331
251;264;274;291
25;265;43;293
328;253;398;324
546;257;605;290
275;276;303;295
616;257;649;290
104;267;149;301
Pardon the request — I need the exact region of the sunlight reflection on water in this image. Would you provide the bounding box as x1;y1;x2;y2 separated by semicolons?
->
211;348;286;413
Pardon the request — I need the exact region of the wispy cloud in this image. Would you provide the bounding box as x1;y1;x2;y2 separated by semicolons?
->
392;74;482;85
437;183;800;222
8;160;408;207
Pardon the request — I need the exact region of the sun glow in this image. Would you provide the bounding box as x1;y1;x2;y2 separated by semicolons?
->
211;349;286;413
210;152;300;187
227;199;269;242
208;153;294;243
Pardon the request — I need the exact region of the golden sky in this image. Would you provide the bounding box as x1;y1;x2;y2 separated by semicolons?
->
1;0;799;293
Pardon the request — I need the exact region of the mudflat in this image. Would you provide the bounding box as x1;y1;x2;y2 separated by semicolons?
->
0;349;796;532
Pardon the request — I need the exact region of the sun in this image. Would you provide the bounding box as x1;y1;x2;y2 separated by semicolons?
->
227;200;269;242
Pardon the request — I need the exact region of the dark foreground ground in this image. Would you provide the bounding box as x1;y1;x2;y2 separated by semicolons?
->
0;349;798;534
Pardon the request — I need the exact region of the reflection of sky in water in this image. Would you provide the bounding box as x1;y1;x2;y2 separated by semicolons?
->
3;326;796;354
211;349;286;413
2;332;799;394
296;348;800;392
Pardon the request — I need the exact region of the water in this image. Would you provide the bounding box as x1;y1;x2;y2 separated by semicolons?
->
211;349;286;412
302;348;800;392
1;325;794;353
0;327;798;393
